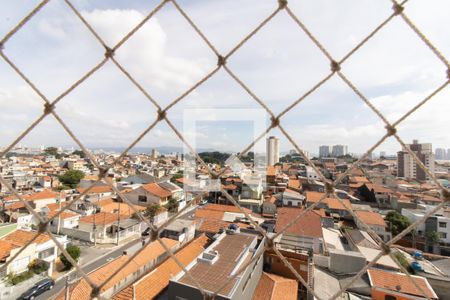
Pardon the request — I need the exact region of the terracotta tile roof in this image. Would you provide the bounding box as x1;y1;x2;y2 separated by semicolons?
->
267;166;277;176
47;210;79;220
225;177;243;183
252;272;298;300
222;184;238;190
99;199;146;217
5;201;27;210
367;268;437;299
61;238;179;300
141;183;172;198
305;191;327;202
287;179;301;190
197;218;228;233
0;240;19;261
202;203;251;214
195;209;225;221
114;235;210;300
23;189;58;201
350;176;370;184
3;230;51;246
275;207;323;238
79;212;122;225
355;211;386;227
77;185;113;195
364;183;392;194
326;198;352;211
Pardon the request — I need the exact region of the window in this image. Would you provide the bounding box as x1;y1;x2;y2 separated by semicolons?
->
439;232;447;239
138;195;147;203
385;296;396;300
38;247;55;259
439;222;447;228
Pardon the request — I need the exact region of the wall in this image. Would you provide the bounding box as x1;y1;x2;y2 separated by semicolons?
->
264;248;308;281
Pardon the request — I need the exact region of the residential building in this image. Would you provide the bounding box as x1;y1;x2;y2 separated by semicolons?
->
125;181;181;207
397;140;435;181
267;136;280;166
319;145;330;158
367;268;438;300
275;207;324;253
168;231;265;300
251;272;298;300
331;145;348;157
112;235;210;300
354;210;391;242
0;229;67;277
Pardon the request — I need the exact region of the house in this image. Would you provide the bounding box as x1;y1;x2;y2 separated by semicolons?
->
112;235;210;300
77;212;141;244
367;268;438;300
262;195;277;217
305;191;352;218
77;185;114;201
354;210;392;242
251;272;298;300
0;229;67;277
168;231;265;300
281;189;304;207
125;182;179;207
275;207;324;254
97;198;146;218
46;209;81;234
57;238;179;300
160;219;196;244
357;183;393;207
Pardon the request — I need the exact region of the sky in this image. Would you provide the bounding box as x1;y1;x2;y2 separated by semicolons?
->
0;0;449;156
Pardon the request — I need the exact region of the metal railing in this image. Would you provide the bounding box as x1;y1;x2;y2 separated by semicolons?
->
0;0;449;299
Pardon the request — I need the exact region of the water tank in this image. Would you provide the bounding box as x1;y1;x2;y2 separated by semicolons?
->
413;251;423;260
411;261;424;272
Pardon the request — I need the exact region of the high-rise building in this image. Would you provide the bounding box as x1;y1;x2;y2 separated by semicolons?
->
266;136;280;166
435;148;446;160
151;148;159;159
332;144;348;157
319;145;330;158
380;151;386;158
397;140;435;181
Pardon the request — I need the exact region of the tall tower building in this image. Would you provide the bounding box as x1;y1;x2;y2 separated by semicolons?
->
331;145;348;157
435;148;446;160
266;136;280;166
319;145;330;158
397;140;435;181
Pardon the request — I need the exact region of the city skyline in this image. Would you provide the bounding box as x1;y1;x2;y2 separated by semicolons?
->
1;1;449;154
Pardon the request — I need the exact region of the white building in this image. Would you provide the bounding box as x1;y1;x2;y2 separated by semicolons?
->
266;136;280;166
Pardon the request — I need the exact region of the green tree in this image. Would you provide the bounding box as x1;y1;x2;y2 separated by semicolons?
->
72;150;86;158
145;204;161;219
44;147;61;159
60;245;81;270
426;231;441;245
165;198;179;213
58;170;85;188
170;171;183;183
386;211;411;236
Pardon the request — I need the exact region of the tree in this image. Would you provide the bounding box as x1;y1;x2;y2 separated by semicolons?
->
386;211;411;236
170;171;183;183
145;204;161;219
58;170;84;188
72;150;85;158
44;147;61;159
166;198;179;213
60;245;81;270
426;231;441;245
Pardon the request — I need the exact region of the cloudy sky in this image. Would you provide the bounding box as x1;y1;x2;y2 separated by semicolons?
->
0;0;449;156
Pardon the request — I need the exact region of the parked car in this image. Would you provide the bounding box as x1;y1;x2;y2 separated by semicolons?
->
17;278;54;300
141;227;151;237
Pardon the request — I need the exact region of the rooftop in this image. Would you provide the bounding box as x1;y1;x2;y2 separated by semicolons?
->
176;232;258;296
275;207;323;238
252;272;298;300
355;210;386;227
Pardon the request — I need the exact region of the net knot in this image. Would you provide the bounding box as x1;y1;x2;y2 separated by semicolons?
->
157;109;167;121
266;238;274;249
90;286;101;298
150;228;159;241
0;42;4;51
38;221;48;233
443;188;450;202
325;181;334;195
330;60;341;72
392;3;404;15
43;102;55;115
217;55;226;67
278;0;288;9
270;116;280;128
104;46;115;58
385;125;397;136
98;167;108;179
446;68;450;80
381;242;391;255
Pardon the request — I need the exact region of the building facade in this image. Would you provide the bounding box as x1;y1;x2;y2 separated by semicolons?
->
266;136;280;166
397;140;435;181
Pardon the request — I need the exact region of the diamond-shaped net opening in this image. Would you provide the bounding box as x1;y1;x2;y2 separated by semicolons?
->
0;0;449;299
